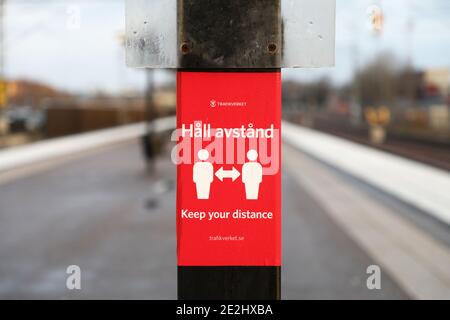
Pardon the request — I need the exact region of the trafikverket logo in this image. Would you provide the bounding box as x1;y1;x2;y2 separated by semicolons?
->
210;100;247;108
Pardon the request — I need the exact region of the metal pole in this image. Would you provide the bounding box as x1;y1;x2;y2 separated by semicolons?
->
0;0;7;145
177;0;281;300
125;0;335;301
0;0;4;79
143;69;156;172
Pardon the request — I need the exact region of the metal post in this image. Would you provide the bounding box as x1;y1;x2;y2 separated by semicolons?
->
125;0;335;302
0;0;4;81
142;69;156;172
0;0;7;142
176;0;281;300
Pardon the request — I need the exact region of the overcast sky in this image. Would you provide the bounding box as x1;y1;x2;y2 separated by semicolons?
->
4;0;450;94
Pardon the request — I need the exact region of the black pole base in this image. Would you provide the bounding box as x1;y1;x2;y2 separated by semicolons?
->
178;266;281;300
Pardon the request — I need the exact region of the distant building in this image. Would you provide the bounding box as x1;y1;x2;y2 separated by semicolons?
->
424;68;449;98
7;80;69;108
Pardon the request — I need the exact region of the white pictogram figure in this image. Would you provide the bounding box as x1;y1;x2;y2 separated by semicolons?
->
242;149;263;200
193;149;214;199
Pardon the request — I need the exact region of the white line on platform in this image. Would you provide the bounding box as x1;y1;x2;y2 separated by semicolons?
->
0;117;176;174
282;121;450;226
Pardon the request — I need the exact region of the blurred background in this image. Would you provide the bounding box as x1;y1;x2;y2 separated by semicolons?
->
0;0;449;300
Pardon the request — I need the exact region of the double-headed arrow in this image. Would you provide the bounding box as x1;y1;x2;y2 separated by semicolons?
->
215;167;240;182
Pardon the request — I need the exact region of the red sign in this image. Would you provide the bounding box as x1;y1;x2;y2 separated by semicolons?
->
175;71;281;266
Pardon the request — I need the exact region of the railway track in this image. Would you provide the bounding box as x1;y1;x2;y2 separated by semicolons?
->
310;117;450;172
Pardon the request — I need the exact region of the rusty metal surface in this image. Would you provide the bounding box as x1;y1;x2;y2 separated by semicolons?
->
177;0;281;68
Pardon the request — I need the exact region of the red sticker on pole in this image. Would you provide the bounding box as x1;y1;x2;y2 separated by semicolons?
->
174;71;281;266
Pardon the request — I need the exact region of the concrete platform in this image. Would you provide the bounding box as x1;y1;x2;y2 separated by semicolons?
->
0;139;412;299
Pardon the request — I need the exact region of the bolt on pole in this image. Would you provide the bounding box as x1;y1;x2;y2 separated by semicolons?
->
126;0;335;300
